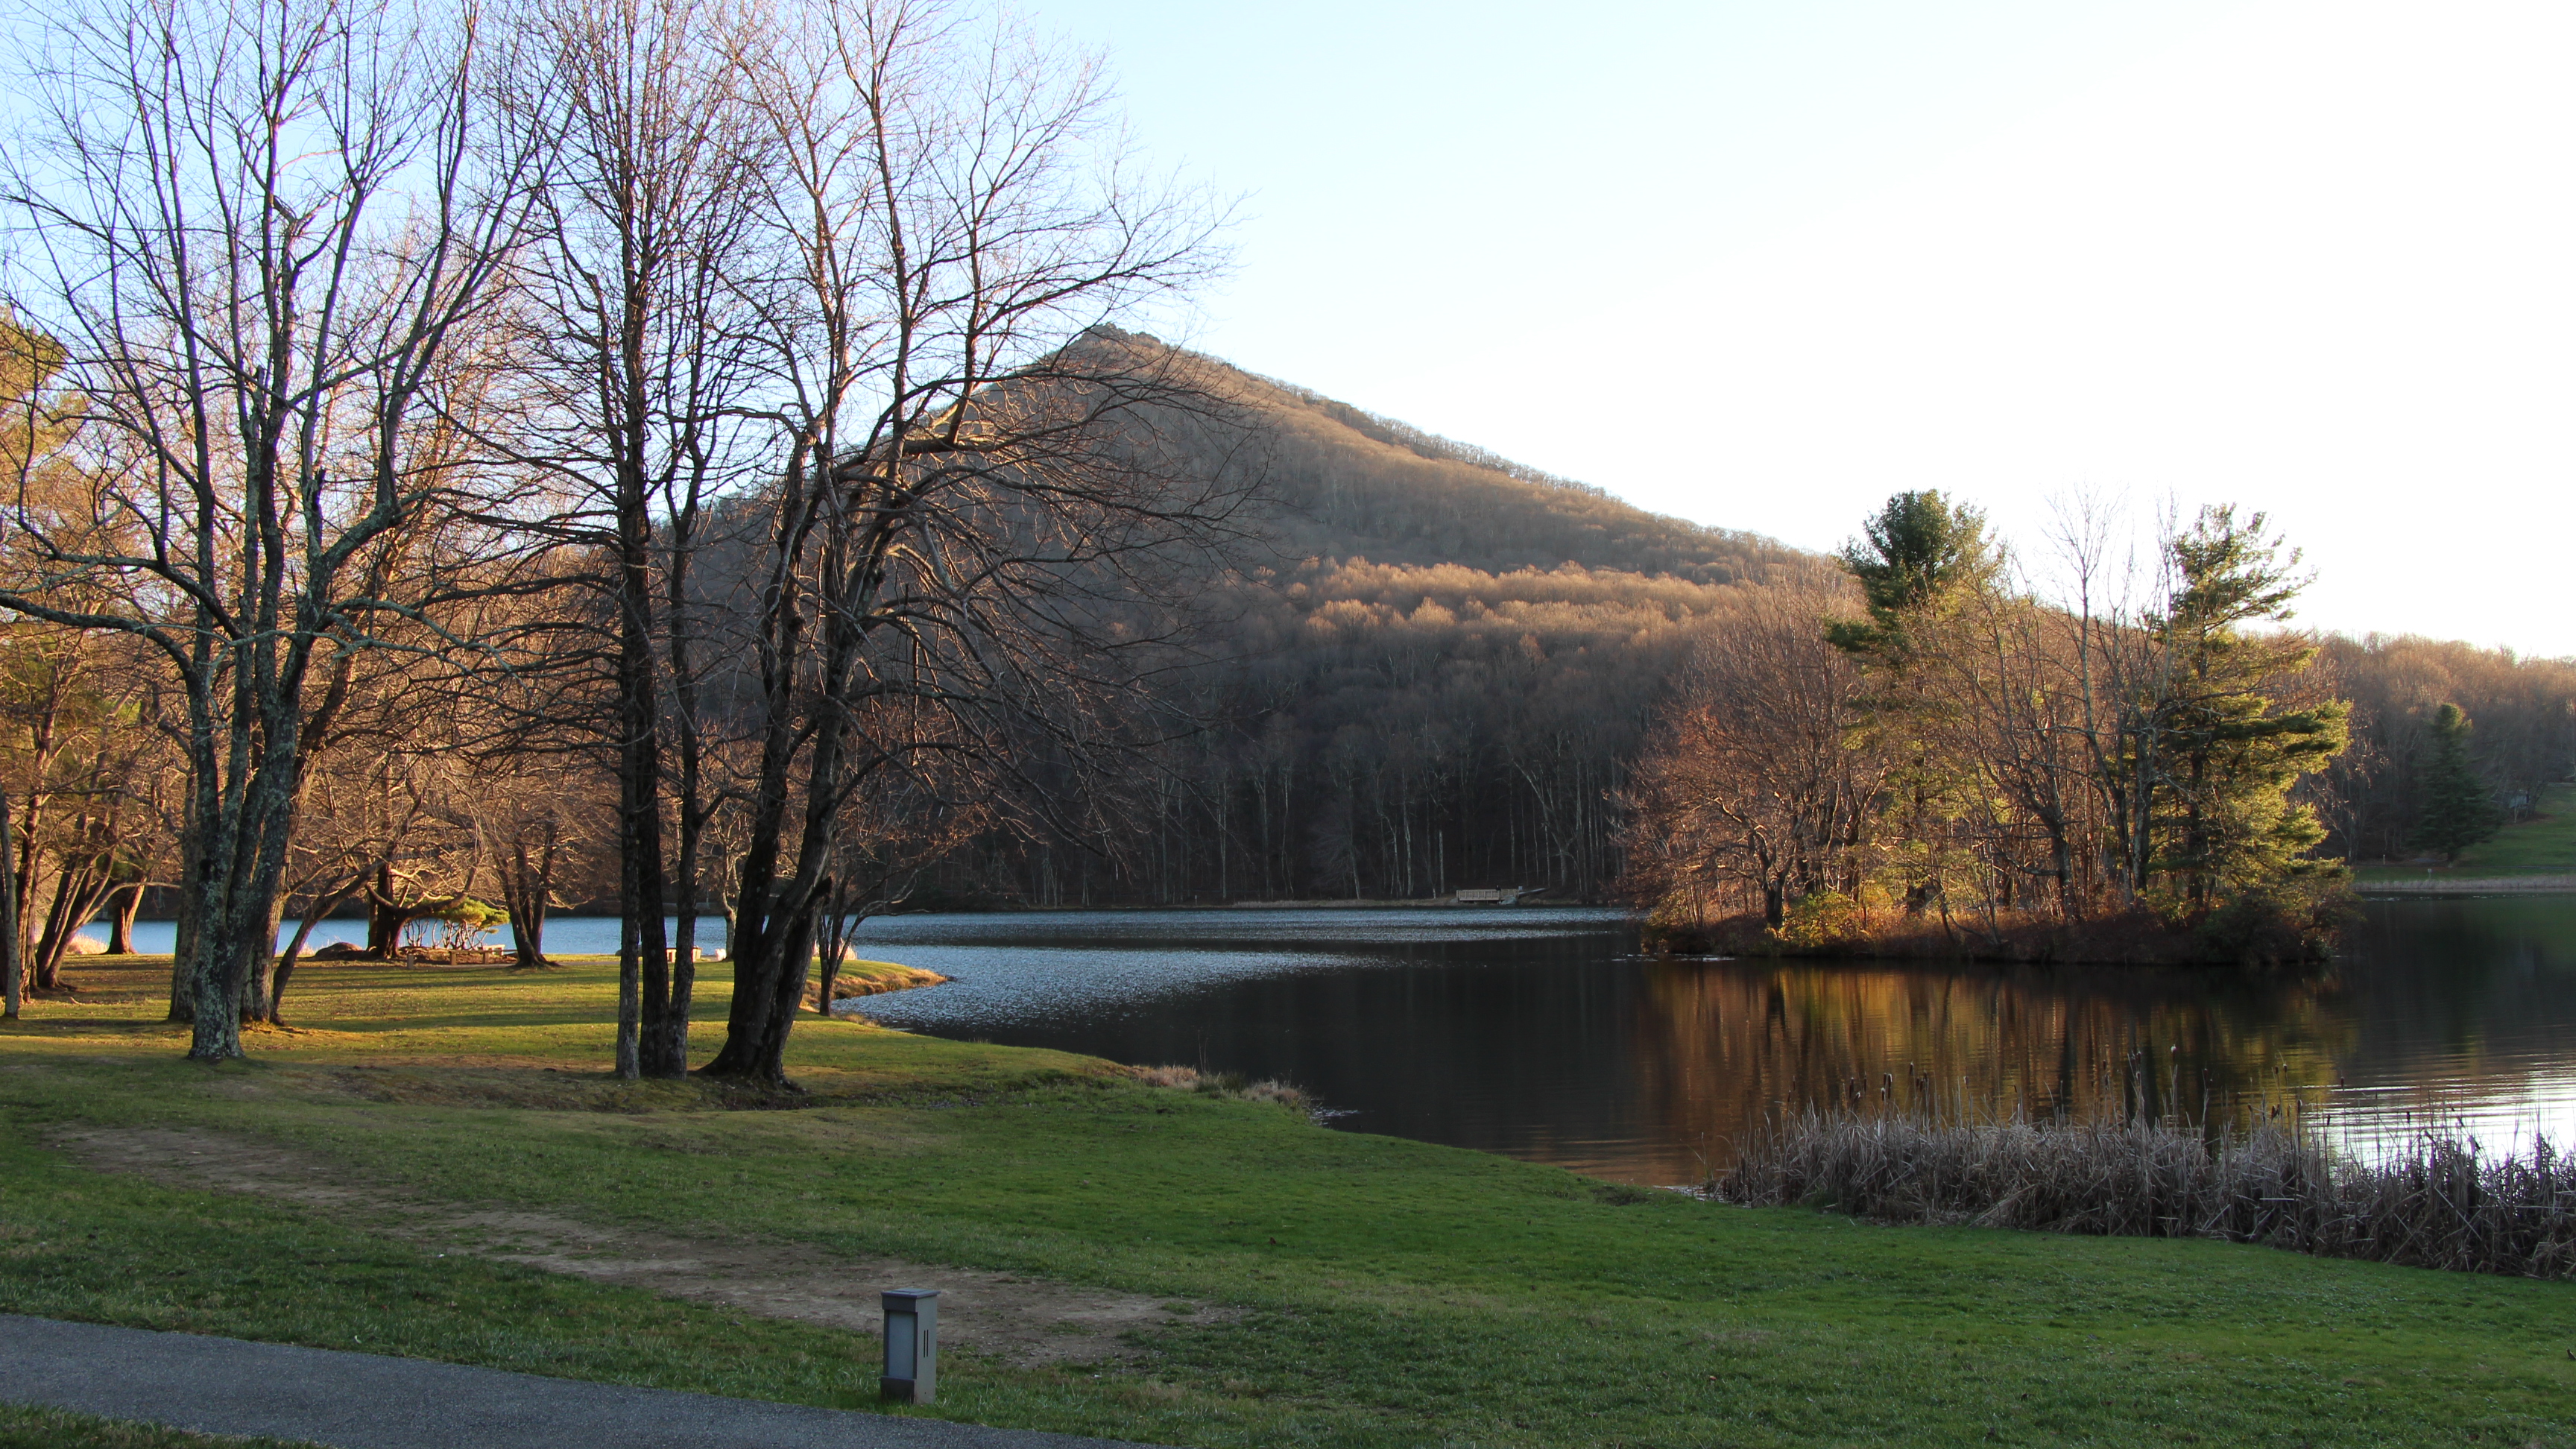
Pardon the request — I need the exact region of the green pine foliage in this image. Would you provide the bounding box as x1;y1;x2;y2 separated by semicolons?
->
2412;702;2501;861
2141;508;2350;907
1822;490;1998;662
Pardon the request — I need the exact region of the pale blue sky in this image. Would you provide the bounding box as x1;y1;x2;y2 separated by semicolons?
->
1024;1;2576;654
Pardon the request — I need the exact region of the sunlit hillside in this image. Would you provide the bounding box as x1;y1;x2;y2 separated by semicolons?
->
912;330;1848;906
1087;325;1819;584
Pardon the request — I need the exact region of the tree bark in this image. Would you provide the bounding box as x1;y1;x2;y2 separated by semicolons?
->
104;883;142;956
616;476;675;1079
1;792;19;1020
499;828;558;970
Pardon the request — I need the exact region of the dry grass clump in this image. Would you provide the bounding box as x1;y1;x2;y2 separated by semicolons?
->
1236;1079;1310;1109
1135;1064;1310;1111
1717;1104;2576;1279
807;961;949;1011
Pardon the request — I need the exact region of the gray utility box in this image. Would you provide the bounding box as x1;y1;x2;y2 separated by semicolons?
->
880;1289;939;1404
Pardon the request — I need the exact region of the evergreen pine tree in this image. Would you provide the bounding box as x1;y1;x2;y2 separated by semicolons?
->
2414;703;2498;861
1823;492;1999;917
2137;508;2349;907
1824;490;1997;663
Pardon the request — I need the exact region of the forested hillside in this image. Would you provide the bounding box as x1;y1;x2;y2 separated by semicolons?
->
920;333;1835;906
918;338;2576;907
1197;341;1803;584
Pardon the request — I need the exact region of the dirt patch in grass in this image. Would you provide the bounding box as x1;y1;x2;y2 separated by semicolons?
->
51;1124;1227;1366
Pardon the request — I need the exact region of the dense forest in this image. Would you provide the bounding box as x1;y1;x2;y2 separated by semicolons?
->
877;348;2576;912
912;334;1834;906
1615;495;2576;962
2313;635;2576;860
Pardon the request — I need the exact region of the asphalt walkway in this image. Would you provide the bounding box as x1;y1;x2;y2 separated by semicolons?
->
1;1314;1159;1448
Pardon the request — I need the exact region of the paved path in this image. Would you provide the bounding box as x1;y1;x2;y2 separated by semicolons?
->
1;1315;1161;1449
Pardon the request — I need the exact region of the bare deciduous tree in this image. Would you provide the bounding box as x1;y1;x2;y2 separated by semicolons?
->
0;0;538;1058
497;0;774;1078
1621;587;1883;927
699;0;1241;1083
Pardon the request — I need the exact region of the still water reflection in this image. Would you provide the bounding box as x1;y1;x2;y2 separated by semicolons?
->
847;897;2576;1186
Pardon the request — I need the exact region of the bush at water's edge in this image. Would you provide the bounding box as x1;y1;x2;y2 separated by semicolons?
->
1646;880;2355;969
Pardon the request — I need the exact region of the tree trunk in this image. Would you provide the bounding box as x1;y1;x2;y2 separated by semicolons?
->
31;853;116;991
1;792;19;1020
811;908;869;1015
515;886;549;969
182;832;247;1062
653;744;700;1073
168;803;205;1021
266;880;360;1025
184;761;299;1061
704;900;818;1085
501;831;558;970
698;443;824;1087
104;882;142;955
493;827;551;970
53;880;104;988
809;888;844;1014
365;862;421;959
812;952;839;1014
239;897;286;1025
616;470;674;1080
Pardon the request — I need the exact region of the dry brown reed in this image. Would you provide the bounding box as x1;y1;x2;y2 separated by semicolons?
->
1717;1100;2576;1279
1135;1064;1311;1111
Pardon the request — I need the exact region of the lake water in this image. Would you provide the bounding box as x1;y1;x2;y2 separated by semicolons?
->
115;918;733;958
834;898;2576;1186
110;897;2576;1187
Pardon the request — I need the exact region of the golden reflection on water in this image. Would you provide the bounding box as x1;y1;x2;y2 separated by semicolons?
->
1625;959;2358;1172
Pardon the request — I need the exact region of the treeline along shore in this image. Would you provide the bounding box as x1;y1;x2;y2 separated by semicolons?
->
1623;493;2573;967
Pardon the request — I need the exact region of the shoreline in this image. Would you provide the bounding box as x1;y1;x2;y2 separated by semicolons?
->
2352;874;2576;894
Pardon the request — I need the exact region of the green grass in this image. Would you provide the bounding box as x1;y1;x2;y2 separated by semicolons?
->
2355;780;2576;881
827;957;947;998
3;958;2573;1448
0;1405;324;1449
2450;780;2576;873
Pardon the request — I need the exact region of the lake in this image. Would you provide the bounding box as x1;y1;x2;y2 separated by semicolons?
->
836;897;2576;1186
113;896;2576;1186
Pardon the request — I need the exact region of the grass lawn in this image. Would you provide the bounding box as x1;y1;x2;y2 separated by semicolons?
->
0;1404;323;1449
3;958;2572;1448
2355;780;2576;882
